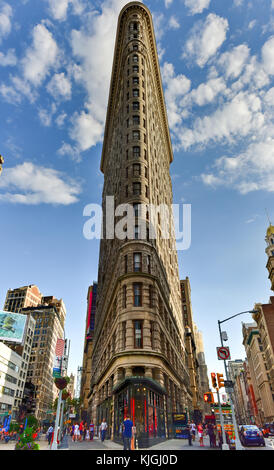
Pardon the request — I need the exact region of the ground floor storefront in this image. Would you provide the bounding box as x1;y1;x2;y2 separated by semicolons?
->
96;378;185;448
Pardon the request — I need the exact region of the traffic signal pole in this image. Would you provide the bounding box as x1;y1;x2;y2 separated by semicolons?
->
216;388;229;451
218;320;244;451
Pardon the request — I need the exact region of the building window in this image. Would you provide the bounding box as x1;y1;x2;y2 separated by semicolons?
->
124;255;128;273
133;54;139;63
123;285;127;308
133;89;139;97
122;322;126;349
133;203;140;217
133;182;141;195
134;321;143;348
147;255;151;274
133;130;140;141
133;65;139;73
133;163;141;177
133;77;139;84
133;115;140;125
133;253;142;272
133;146;140;158
135;225;140;240
149;285;154;308
133;101;139;111
133;283;142;306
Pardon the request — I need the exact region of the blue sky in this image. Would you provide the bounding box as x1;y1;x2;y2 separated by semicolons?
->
0;0;274;387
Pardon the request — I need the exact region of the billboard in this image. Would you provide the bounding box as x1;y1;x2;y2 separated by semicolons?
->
0;311;27;343
53;338;65;378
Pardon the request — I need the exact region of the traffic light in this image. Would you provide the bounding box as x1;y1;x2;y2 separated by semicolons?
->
211;372;217;388
204;392;214;404
217;373;225;389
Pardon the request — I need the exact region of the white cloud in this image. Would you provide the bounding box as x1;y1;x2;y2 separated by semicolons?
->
0;162;81;204
181;77;226;107
47;0;70;21
0;83;21;104
183;13;229;67
65;0;134;152
0;3;12;43
55;112;67;127
201;139;274;193
22;23;59;86
218;44;249;79
184;0;211;15
261;36;274;75
161;62;191;128
47;0;86;21
58;142;80;161
168;16;180;30
47;72;72;100
164;0;173;7
178;91;264;149
38;108;52;127
69;111;103;151
0;48;17;66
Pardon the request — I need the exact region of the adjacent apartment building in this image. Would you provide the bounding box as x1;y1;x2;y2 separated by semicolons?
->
0;342;22;423
3;285;66;422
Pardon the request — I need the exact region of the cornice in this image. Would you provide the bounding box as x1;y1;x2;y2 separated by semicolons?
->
100;2;173;173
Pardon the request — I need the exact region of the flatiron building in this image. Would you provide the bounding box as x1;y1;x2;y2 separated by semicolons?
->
88;1;191;447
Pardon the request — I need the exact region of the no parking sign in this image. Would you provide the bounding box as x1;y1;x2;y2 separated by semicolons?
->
217;347;231;360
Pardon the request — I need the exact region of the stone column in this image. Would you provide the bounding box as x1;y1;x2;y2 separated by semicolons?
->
153;321;161;351
145;367;153;379
125;367;133;377
143;319;151;349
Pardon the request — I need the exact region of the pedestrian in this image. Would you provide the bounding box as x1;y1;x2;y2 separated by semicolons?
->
186;424;192;446
131;424;136;450
100;418;108;442
207;422;214;448
212;425;217;448
197;423;204;447
46;425;54;445
74;422;80;441
83;422;87;441
89;421;94;441
123;415;133;450
190;421;196;441
79;421;84;441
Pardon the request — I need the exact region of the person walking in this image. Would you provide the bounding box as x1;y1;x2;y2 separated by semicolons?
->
89;421;94;441
46;425;54;445
123;415;133;450
207;422;215;448
197;423;204;447
190;421;196;441
79;421;84;441
186;424;192;446
100;418;108;442
74;422;80;442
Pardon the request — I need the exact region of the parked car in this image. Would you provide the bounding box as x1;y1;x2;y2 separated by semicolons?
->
239;425;265;447
262;423;274;438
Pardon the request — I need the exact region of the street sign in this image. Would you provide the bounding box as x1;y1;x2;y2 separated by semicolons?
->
224;380;234;388
217;346;231;360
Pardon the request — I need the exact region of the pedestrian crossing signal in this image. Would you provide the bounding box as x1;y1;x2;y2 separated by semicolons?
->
211;372;217;388
204;392;214;403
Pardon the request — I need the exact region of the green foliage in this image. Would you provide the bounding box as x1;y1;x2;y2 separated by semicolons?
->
9;422;20;433
15;426;40;451
26;415;39;430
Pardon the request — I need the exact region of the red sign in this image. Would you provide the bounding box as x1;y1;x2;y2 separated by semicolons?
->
217;347;230;360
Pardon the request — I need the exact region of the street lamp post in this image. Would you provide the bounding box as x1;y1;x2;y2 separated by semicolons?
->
217;310;258;451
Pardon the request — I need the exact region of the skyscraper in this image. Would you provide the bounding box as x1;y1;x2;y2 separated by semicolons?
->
88;2;191;447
